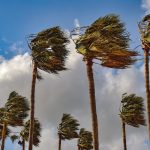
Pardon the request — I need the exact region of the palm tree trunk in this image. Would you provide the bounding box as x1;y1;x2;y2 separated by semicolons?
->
144;49;150;140
86;59;99;150
78;145;80;150
58;134;61;150
1;122;7;150
22;139;25;150
28;63;37;150
122;119;127;150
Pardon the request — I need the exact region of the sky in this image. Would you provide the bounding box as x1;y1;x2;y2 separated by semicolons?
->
0;0;150;149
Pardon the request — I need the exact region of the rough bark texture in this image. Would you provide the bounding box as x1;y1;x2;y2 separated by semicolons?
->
28;63;37;150
86;59;99;150
22;139;25;150
122;119;127;150
58;134;61;150
144;49;150;140
1;123;7;150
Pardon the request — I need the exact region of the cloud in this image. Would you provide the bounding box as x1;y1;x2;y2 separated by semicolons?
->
74;18;80;28
0;41;147;150
9;41;26;55
142;0;150;14
73;19;81;38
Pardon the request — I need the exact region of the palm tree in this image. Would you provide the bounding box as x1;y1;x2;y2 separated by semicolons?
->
27;26;69;150
139;14;150;140
10;119;41;150
78;128;93;150
75;14;138;150
58;114;79;150
0;91;29;150
120;93;146;150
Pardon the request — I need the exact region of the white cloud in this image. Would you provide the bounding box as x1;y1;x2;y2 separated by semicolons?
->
142;0;150;14
9;41;26;55
0;41;147;150
73;19;81;39
74;19;80;28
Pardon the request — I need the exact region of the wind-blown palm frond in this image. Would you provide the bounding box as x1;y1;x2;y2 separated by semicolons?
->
76;14;138;69
0;108;6;123
139;14;150;45
3;91;30;127
78;128;93;150
10;135;19;143
0;91;29;150
28;26;69;74
20;119;41;147
120;93;146;150
58;114;79;140
120;93;146;127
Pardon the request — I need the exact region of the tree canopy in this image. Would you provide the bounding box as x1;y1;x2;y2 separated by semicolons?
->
0;91;29;127
76;14;138;69
28;26;70;74
58;114;79;140
120;93;146;127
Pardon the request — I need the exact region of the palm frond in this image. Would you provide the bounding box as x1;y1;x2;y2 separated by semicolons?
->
76;14;138;68
28;26;69;74
20;119;41;147
58;114;79;140
120;93;146;127
139;14;150;48
78;128;93;150
10;135;19;143
0;91;29;127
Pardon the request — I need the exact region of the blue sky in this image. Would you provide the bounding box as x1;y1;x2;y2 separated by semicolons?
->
0;0;144;59
0;0;149;150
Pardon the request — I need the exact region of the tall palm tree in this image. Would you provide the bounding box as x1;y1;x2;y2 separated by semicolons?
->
75;14;138;150
77;128;93;150
139;14;150;140
0;91;29;150
58;114;79;150
120;93;146;150
27;26;69;150
10;119;41;150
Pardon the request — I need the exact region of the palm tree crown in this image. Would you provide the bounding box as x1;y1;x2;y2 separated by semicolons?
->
120;93;146;127
20;119;41;147
28;26;70;74
58;114;79;140
0;91;29;127
0;91;29;150
76;14;138;69
139;14;150;46
78;128;93;150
